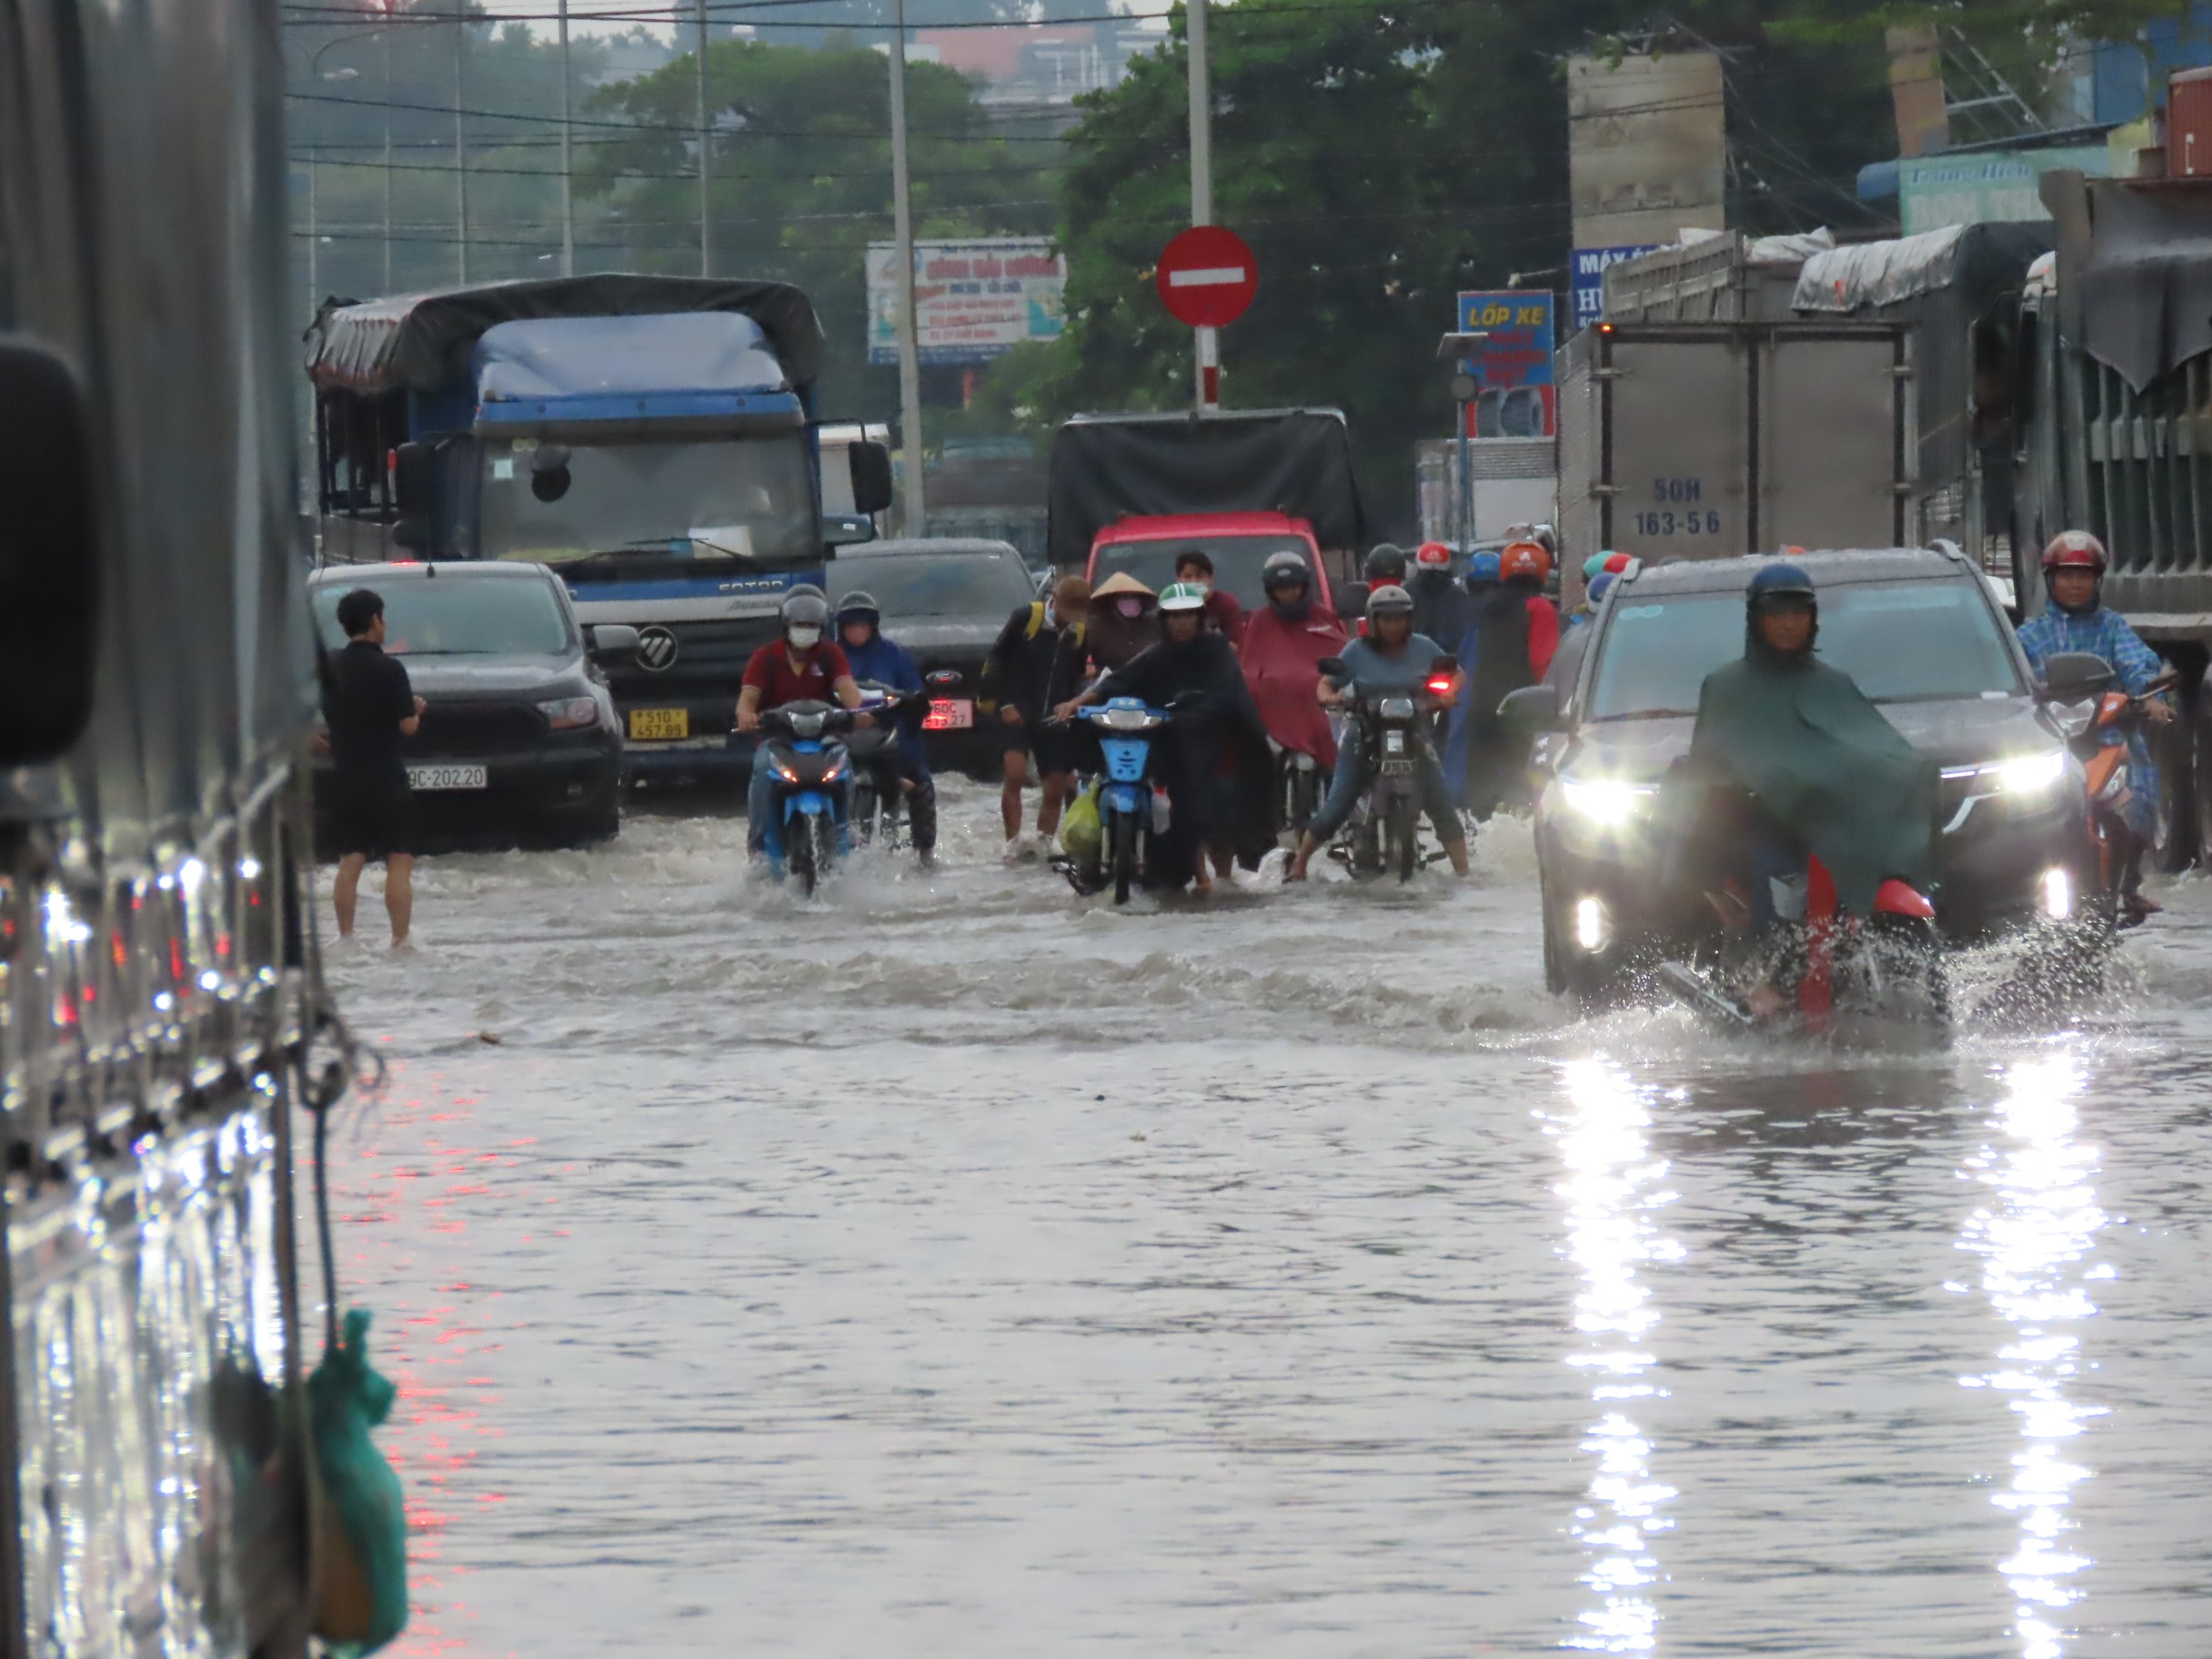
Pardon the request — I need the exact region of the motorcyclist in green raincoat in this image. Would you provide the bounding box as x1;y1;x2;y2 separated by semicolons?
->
1665;560;1940;1016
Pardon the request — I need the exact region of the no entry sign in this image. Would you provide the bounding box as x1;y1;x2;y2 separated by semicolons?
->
1156;226;1257;328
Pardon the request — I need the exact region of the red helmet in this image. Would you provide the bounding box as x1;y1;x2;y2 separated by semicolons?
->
1500;540;1552;584
2042;531;2108;573
1415;540;1453;568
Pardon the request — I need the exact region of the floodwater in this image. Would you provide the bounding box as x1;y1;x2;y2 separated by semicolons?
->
319;781;2212;1658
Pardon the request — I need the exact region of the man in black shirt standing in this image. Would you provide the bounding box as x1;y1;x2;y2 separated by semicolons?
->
323;588;424;946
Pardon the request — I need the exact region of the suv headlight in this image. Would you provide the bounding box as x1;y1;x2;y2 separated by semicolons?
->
1559;776;1657;827
538;696;599;730
1993;749;2066;795
1947;749;2067;797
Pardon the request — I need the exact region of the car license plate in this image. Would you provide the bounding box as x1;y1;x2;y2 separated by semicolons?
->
628;707;689;741
923;698;974;731
407;764;488;791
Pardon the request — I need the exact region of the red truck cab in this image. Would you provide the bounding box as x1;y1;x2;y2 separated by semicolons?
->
1083;511;1335;615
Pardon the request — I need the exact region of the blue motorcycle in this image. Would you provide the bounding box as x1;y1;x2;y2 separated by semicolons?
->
759;700;856;895
1078;697;1171;905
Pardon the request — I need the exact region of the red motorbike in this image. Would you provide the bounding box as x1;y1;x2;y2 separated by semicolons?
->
1657;850;1946;1041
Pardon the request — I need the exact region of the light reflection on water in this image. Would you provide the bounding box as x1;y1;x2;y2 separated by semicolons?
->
1956;1057;2109;1659
1551;1061;1684;1654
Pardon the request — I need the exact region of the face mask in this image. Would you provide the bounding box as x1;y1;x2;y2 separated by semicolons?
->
1116;598;1144;619
788;625;821;649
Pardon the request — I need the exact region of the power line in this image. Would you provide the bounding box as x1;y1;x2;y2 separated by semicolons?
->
290;86;1076;139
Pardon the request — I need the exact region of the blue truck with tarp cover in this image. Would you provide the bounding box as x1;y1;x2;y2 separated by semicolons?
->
305;275;891;777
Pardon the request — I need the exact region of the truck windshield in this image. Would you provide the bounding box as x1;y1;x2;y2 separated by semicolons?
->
478;432;817;568
845;553;1037;618
1091;535;1313;608
1588;578;2021;719
312;578;571;658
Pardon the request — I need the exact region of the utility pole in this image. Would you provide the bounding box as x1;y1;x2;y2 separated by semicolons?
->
697;0;712;277
1187;0;1215;412
382;20;394;291
454;10;469;284
889;0;925;534
559;0;575;276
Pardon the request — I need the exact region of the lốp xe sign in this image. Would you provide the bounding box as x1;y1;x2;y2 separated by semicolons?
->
1457;291;1555;440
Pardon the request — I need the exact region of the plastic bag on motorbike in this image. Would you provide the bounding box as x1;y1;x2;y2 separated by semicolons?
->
1060;780;1102;864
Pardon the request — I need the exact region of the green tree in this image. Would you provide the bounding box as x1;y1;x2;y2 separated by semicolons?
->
1004;0;1918;536
580;38;1057;419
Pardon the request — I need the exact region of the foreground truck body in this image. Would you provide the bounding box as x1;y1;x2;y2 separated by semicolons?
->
306;277;889;778
3;0;330;1650
1045;408;1366;608
2011;171;2212;860
1555;321;1915;588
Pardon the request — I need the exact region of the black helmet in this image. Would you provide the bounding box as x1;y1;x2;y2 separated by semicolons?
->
1746;561;1817;610
1262;550;1311;595
835;589;880;625
1365;583;1414;623
780;588;830;628
1363;543;1408;584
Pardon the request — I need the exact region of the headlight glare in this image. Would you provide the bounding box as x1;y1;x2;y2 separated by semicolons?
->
1995;749;2066;795
1560;777;1655;827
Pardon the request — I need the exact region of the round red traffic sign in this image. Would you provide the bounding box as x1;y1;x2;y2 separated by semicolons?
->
1155;225;1257;328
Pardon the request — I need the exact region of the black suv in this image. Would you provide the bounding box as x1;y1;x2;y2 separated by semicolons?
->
310;561;635;849
827;537;1041;778
1513;548;2091;995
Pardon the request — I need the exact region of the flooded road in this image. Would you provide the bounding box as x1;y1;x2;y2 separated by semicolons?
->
321;782;2212;1657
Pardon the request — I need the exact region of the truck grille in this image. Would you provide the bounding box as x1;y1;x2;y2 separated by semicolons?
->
604;617;782;697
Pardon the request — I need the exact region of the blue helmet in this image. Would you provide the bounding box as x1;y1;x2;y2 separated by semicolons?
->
1466;549;1503;588
1588;571;1617;605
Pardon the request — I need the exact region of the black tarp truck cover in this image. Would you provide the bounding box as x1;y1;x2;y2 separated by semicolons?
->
304;274;824;396
1046;408;1367;568
2043;171;2212;393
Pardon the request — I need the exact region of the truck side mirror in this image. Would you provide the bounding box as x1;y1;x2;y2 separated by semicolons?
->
0;339;99;764
849;440;894;518
393;440;438;515
1500;683;1564;731
392;438;441;554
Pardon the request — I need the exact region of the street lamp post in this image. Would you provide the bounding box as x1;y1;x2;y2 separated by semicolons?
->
297;32;378;320
558;0;575;276
1439;331;1490;554
889;0;925;535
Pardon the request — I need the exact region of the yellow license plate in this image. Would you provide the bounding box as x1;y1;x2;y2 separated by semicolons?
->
628;708;689;741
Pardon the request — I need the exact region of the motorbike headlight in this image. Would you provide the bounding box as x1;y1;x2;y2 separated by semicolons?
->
774;761;800;783
1993;749;2066;796
1560;777;1656;827
538;696;599;730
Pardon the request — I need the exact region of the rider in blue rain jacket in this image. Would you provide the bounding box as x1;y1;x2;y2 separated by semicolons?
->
2015;531;2172;922
837;591;938;864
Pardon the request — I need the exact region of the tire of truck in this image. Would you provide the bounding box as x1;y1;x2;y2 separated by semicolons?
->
2153;682;2198;873
2193;684;2212;875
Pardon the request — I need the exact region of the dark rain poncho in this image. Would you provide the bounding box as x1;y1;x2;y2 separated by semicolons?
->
1676;634;1939;916
1098;631;1279;876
